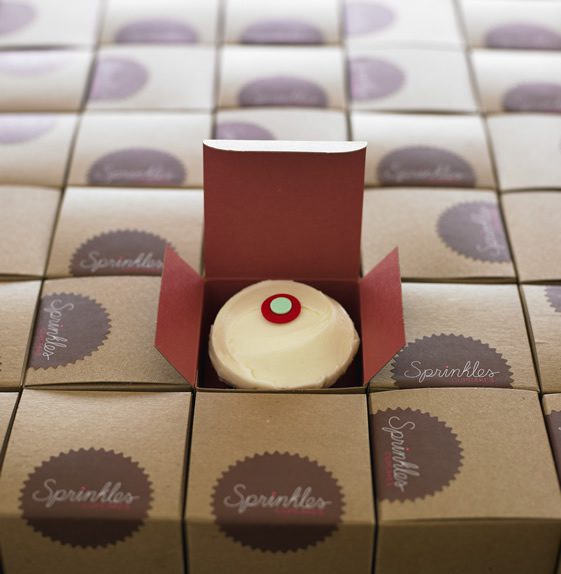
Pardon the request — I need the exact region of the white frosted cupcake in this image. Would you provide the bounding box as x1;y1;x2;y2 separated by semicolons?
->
209;280;360;390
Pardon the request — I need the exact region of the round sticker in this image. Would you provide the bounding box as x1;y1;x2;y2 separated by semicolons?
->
115;19;198;44
485;23;561;51
545;286;561;314
0;114;56;144
503;82;561;113
0;2;36;35
239;76;328;107
348;56;405;102
241;19;323;44
214;121;275;140
344;1;396;36
89;56;149;101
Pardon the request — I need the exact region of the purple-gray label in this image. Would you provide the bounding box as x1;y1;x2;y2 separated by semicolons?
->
348;56;404;102
87;148;187;187
344;1;396;37
503;82;561;113
485;23;561;51
0;1;35;35
545;286;561;314
0;50;70;75
214;121;275;140
377;146;476;187
241;19;324;45
115;18;198;44
239;76;328;107
0;114;56;144
89;57;149;102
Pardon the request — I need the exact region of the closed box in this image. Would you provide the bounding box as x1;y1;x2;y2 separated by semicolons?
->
0;392;17;452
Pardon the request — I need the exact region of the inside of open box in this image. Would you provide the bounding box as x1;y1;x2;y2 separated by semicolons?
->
198;278;363;390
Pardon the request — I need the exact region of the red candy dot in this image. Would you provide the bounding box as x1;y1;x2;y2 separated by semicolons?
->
261;293;301;324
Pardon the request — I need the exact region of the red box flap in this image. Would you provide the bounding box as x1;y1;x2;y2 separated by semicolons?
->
203;141;367;280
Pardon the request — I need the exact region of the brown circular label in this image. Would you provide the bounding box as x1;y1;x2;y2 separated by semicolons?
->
0;1;36;35
437;201;511;263
348;56;405;102
70;230;169;276
20;448;152;548
89;56;149;101
116;19;198;44
0;114;56;144
344;1;395;36
214;121;275;140
29;293;111;369
503;82;561;113
239;76;328;107
545;286;561;314
212;452;344;552
485;23;561;51
378;146;476;187
371;408;463;501
241;19;323;45
391;334;513;388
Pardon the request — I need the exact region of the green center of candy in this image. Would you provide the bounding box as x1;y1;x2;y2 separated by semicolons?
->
270;296;292;315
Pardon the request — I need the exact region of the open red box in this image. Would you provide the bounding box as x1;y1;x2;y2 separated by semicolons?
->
155;140;405;392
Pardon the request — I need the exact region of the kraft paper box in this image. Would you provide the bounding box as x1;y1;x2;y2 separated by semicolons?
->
25;277;184;388
87;46;216;111
47;187;203;278
488;115;561;191
223;0;340;45
369;282;538;391
522;286;561;393
101;0;219;45
214;108;348;141
344;0;464;49
0;114;77;187
68;112;211;188
0;392;17;452
362;189;515;281
155;141;405;393
0;281;41;389
0;50;93;112
187;393;374;574
370;388;561;574
218;47;346;109
348;48;477;112
351;113;495;188
0;186;60;279
0;0;101;48
460;0;561;50
502;193;561;282
0;389;191;574
472;50;561;114
543;394;561;481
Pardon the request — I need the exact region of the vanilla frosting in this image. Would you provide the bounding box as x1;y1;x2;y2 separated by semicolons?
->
209;280;360;390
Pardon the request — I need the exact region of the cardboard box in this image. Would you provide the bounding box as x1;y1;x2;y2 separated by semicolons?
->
502;192;561;282
0;392;18;454
86;46;216;111
362;189;515;281
348;48;477;112
218;47;347;109
0;49;93;112
47;187;203;278
344;0;464;49
0;281;41;390
68;112;211;188
223;0;340;45
25;277;185;388
187;393;374;574
522;286;561;393
488;115;561;191
0;186;60;279
0;389;191;574
370;282;538;391
460;0;561;50
351;113;495;188
214;108;348;140
0;113;78;187
370;388;561;574
543;394;561;479
0;0;101;48
155;141;405;393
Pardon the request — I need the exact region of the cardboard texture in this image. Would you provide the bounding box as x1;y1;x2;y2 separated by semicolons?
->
370;388;561;574
0;0;101;48
344;0;464;49
488;114;561;191
351;113;495;188
218;47;347;109
0;186;60;279
0;392;17;454
369;282;538;391
503;192;561;282
187;393;374;574
25;276;185;388
68;112;211;188
101;0;219;45
348;48;477;112
472;50;561;114
0;113;77;187
87;46;216;111
460;0;561;50
0;389;191;574
0;281;41;390
0;49;93;112
214;108;348;141
223;0;340;45
47;187;204;278
361;188;515;281
543;394;561;480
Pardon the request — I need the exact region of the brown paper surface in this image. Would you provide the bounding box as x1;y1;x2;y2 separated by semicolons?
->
0;392;18;449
